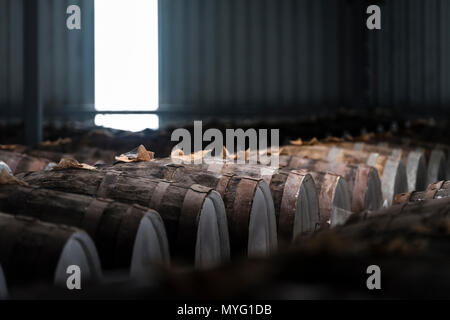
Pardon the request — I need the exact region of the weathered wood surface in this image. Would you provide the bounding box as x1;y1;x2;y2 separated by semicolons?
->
112;159;316;245
278;155;382;213
330;142;427;192
0;161;12;175
1;144;116;166
26;148;116;166
365;135;448;184
179;197;450;299
106;162;278;256
0;184;169;278
20;169;230;267
394;180;450;205
306;171;351;228
0;150;50;174
0;212;102;288
280;145;407;206
348;195;450;224
26;197;450;299
112;160;348;230
425;149;447;185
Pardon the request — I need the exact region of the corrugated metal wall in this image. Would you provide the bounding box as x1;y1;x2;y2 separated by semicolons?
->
0;0;23;120
1;0;450;127
0;0;94;122
369;0;450;114
159;0;450;123
158;0;357;119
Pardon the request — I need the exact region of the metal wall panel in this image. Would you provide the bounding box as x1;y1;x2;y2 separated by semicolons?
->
370;0;450;114
159;0;450;124
0;0;94;122
158;0;349;120
2;0;450;127
0;0;23;120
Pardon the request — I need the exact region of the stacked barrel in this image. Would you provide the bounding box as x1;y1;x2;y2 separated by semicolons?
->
0;132;447;298
336;136;450;232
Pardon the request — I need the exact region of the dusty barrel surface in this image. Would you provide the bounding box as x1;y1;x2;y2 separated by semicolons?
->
280;145;407;206
307;171;351;227
0;184;169;280
0;150;50;174
26;148;116;166
204;162;319;243
0;161;12;175
278;155;382;213
0;212;102;288
433;144;450;181
427;180;450;192
21;169;230;268
442;147;450;180
336;142;427;192
110;161;278;256
377;141;447;187
114;160;317;245
426;149;447;186
350;196;450;226
394;181;450;205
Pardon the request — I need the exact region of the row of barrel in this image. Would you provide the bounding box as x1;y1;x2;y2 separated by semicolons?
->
0;135;448;298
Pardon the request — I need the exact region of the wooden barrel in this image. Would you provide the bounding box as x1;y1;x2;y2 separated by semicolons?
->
132;169;278;258
278;155;382;213
205;164;318;244
280;145;407;206
0;265;7;299
394;180;450;205
109;164;278;257
0;150;50;174
350;196;450;227
0;161;12;175
27;148;116;166
1;144;116;166
443;147;450;180
113;160;318;245
0;184;170;281
437;145;450;180
307;171;351;227
47;196;450;300
426;149;447;186
335;142;427;192
0;212;102;287
20;169;230;268
376;141;447;187
428;144;450;181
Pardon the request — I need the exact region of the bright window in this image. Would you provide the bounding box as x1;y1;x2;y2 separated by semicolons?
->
94;0;159;131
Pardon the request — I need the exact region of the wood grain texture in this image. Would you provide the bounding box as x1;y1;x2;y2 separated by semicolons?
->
0;184;167;271
20;168;223;264
112;159;317;244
